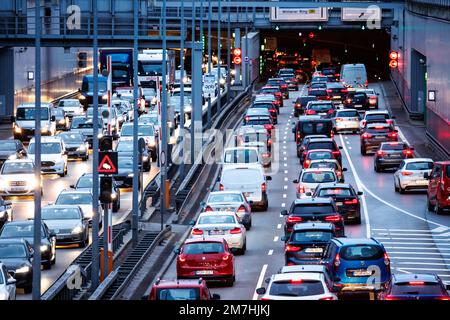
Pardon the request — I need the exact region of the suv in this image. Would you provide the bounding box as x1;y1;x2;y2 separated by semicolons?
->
304;101;335;118
360;123;398;155
427;161;450;214
28;137;68;177
292;117;333;145
251;102;278;124
293;96;317;117
374;142;414;172
324;238;391;296
281;198;344;237
147;279;220;300
326;82;348;103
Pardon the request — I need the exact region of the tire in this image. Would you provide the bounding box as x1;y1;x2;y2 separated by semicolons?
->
399;185;405;194
262;198;268;211
294;110;299;117
427;195;434;211
238;242;247;255
394;180;399;192
435;202;443;215
361;147;367;156
79;233;88;248
51;255;56;265
354;216;362;225
374;163;380;173
82;155;88;161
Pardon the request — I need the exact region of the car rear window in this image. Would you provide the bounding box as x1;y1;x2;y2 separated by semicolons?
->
197;215;236;225
298;97;316;104
405;162;433;171
157;288;200;300
269;280;325;297
366;114;389;121
292;231;333;243
309;162;338;170
337;111;359;118
183;242;225;254
381;143;406;151
340;245;384;261
310;104;333;112
308;142;335;150
252;104;273;109
391;283;444;295
366;126;391;134
308;151;333;160
245;118;271;125
301;122;331;135
302;171;336;183
310;90;327;96
224;149;259;164
221;168;263;183
318;188;353;197
293;204;335;215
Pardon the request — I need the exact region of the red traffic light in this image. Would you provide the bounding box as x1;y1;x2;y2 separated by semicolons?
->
233;48;242;56
233;56;242;65
389;51;399;60
389;60;398;68
308;32;315;39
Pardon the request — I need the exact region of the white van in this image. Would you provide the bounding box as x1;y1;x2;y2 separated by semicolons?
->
339;64;368;88
222;147;261;166
13;103;56;141
28;136;68;177
219;164;271;210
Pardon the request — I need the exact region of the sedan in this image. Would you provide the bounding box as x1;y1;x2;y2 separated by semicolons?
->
0;240;33;294
303;150;336;169
189;212;247;254
203;191;252;230
374;142;415;172
120;123;158;162
42;205;89;247
0;159;39;197
308;159;347;183
52;108;70;131
293;96;317;117
0;262;16;300
331;109;361;134
394;158;434;194
55;190;102;226
57;132;89;161
116;139;151;172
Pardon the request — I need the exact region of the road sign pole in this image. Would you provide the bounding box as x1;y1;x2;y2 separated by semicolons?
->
234;28;241;85
227;1;231;103
160;0;168;231
192;42;203;164
245;8;249;88
207;0;212;125
217;0;221;114
91;0;100;290
32;1;42;300
179;0;185;179
132;0;139;247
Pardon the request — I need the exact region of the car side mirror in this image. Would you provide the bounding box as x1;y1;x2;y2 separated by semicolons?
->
70;184;75;189
82;217;90;222
256;287;266;295
7;278;16;286
49;232;56;238
189;220;195;226
7;270;15;278
293;179;299;184
211;293;221;300
305;192;312;197
200;201;206;207
266;176;272;181
357;191;363;196
281;209;288;216
174;248;181;255
376;92;380;96
78;88;81;93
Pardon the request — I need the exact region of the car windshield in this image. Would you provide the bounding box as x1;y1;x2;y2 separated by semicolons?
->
224;149;258;163
402;161;433;171
0;224;46;239
58;133;84;143
28;142;61;154
71;117;102;129
118;158;134;169
269;280;325;297
353;93;367;100
157;288;200;300
0;141;17;152
340;245;384;260
76;176;94;188
208;193;243;203
318;188;353;197
197;215;236;225
1;162;34;174
337;111;359;118
261;88;278;94
138;61;162;75
301;171;336;183
58;100;79;107
252;104;273;110
308;151;333;160
56;193;92;205
391;283;444;295
84;79;107;92
381;143;406;151
0;243;27;258
116;141;133;152
16;107;49;120
292;205;335;215
139;115;159;125
183;242;225;254
42;207;81;220
309;162;337;170
121;125;154;136
52;109;64;116
292;231;333;243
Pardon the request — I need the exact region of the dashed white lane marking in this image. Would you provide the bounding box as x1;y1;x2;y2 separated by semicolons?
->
283;146;286;149
277;224;282;229
252;264;268;300
273;236;279;242
283;151;287;155
284;170;288;174
348;146;352;150
346;141;350;144
284;163;287;167
268;250;274;256
284;177;288;182
283;194;287;198
282;202;286;207
283;157;287;161
284;185;288;190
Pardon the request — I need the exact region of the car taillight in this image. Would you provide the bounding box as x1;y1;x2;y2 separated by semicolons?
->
326;89;333;93
178;255;186;262
219;183;224;191
384;252;390;266
362;133;371;139
402;171;413;176
319;296;334;300
269;108;277;113
297;184;305;194
340;88;347;93
332;151;341;156
325;215;342;222
306;109;316;115
327;109;334;114
346;98;352;104
386;119;394;124
295;103;301;107
369;98;377;105
403;149;413;157
261;182;267;192
438;296;450;300
304;160;311;168
336;171;342;177
262;152;271;158
222;254;231;261
205;206;214;212
281;84;288;88
344;199;358;205
365;80;369;87
285;244;301;252
334;253;340;268
408;281;425;286
244;116;250;122
335;117;343;122
377;151;386;156
268;139;272;146
384;295;397;301
287;216;303;224
230;227;242;234
388;132;397;138
335;73;340;77
192;228;204;235
361;120;367;127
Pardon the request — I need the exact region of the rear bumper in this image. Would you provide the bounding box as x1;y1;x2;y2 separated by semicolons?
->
334;122;359;131
376;158;403;168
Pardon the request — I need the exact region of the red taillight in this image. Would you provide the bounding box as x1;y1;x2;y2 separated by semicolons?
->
344;199;358;205
287;216;303;224
326;89;333;93
346;98;352;104
222;254;231;261
365;80;369;87
408;281;425;286
377;151;386;156
219;183;224;191
261;182;267;192
332;151;341;156
361;120;367;127
237;205;246;214
319;296;334;300
336;171;342;177
403;149;413;157
269;108;277;113
306;109;316;115
334;253;341;268
401;171;413;176
335;117;343;122
285;244;301;252
245;116;250;122
335;73;340;77
384;252;390;266
268;138;272;146
325;214;342;222
260;297;271;301
327;109;334;114
290;279;303;284
295;103;301;107
362;133;371;139
369;98;377;105
384;295;397;301
178;255;186;262
205;206;214;212
341;88;348;93
262;152;271;159
230;227;241;234
297;184;305;194
438;296;450;300
281;84;288;88
304;160;311;168
192;228;204;235
388;132;397;138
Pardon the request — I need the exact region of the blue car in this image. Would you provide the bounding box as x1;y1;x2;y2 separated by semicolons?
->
324;238;391;296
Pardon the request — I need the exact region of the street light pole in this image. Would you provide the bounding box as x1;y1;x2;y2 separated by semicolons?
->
216;0;221;114
207;0;212;125
190;0;195;166
132;0;139;247
160;0;168;231
227;0;231;103
32;0;42;300
179;0;185;180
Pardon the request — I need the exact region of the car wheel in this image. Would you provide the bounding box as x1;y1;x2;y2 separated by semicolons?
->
435;202;443;215
394;178;399;192
374;163;380;172
399;185;405;194
354;215;362;225
427;195;434;211
239;242;247;255
360;147;367;156
79;235;87;248
82;155;88;161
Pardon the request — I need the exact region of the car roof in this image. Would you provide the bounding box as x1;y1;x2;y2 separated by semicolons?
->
307;138;334;143
309;159;339;164
30;136;62;143
222;163;264;171
292;197;334;205
5;220;41;226
365;110;389;115
308;101;333;105
336;108;360;113
326;82;344;88
332;237;382;246
292;222;335;231
280;265;328;274
209;191;243;196
59;189;92;195
392;273;440;284
271;272;323;282
183;237;225;245
224;146;258;152
198;211;236;217
298;116;331;122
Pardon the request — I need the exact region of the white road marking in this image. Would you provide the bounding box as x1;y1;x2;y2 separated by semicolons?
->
284;170;288;174
283;146;286;149
346;141;350;144
281;203;286;207
277;224;282;229
284;163;287;167
268;250;274;256
431;226;449;233
284;185;288;190
390;257;450;261
252;264;268;300
273;236;279;242
283;151;287;155
283;157;287;161
377;237;450;241
348;146;352;150
284;177;288;182
392;267;450;272
373;228;436;232
384;247;450;251
283;194;287;198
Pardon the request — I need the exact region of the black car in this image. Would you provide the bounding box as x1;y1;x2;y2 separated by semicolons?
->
0;238;33;293
374;142;415;172
281;198;345;237
321;66;340;82
115;139;151;172
292;116;333;145
72;173;121;212
52;108;70;131
344;91;370;110
0;220;56;270
311;183;363;224
251;102;278;124
0;197;13;229
113;157;142;188
57;132;89;161
0;140;27;168
326;82;348;102
267;78;289;98
296;134;328;158
360;123;398;155
293;96;317;117
308;88;329;100
281;222;336;266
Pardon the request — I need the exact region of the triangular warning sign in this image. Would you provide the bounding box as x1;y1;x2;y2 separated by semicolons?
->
98;154;117;174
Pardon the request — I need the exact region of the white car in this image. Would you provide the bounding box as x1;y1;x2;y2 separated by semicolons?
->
0;262;16;300
394;158;434;194
28;136;68;177
256;271;337;300
0;159;39;197
190;211;247;254
139;111;160;134
294;168;338;198
57;99;84;118
332;109;361;133
360;110;394;129
54;190;102;225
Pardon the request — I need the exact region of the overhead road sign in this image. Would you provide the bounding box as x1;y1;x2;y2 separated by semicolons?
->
203;73;216;97
269;7;328;22
341;7;381;22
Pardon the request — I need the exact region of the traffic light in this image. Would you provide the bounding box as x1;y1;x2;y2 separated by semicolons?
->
99;135;113;151
389;50;399;69
232;48;242;65
100;176;113;204
77;51;87;68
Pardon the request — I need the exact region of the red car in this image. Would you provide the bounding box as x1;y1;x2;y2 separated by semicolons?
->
303;149;335;169
176;238;235;286
147;279;221;300
427;161;450;214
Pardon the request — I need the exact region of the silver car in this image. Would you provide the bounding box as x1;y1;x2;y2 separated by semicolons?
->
332;108;361;133
394;158;434;193
54;190;102;226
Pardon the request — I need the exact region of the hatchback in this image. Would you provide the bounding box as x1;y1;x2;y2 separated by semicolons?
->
374;142;414;172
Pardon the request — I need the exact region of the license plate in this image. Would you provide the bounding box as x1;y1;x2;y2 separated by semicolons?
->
196;270;214;275
305;248;323;253
353;270;372;276
355;104;363;108
11;187;25;191
333;96;341;99
416;180;428;184
209;230;224;236
389;154;401;158
336;202;343;206
375;136;385;139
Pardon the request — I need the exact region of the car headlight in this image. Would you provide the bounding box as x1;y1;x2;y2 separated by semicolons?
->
151;97;157;104
77;145;86;152
142;155;149;161
184;105;192;113
14;126;22;133
220;78;226;85
71;226;83;234
40;245;49;252
111;192;117;200
97;133;103;139
148;140;156;147
8;154;17;160
15;266;30;274
41;126;48;133
27;178;38;189
0;211;5;218
127;173;134;177
79;95;86;100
